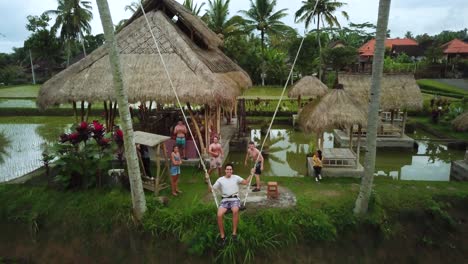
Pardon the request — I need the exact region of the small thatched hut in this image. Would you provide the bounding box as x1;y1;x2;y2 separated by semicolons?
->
37;0;251;109
339;73;423;111
298;87;366;169
288;76;328;103
298;88;366;134
452;112;468;132
339;73;423;137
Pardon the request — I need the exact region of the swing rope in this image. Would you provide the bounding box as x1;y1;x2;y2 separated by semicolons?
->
241;0;320;207
139;3;219;207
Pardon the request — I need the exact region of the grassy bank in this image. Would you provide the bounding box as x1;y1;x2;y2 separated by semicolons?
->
409;116;468;141
1;173;468;262
0;85;40;98
417;79;468;98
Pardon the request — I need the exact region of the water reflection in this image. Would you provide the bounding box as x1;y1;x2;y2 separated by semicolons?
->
0;124;46;182
0;131;11;164
227;126;464;181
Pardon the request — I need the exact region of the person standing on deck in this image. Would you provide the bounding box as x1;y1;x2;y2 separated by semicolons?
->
209;163;254;245
244;141;264;192
208;136;224;178
312;150;323;182
174;120;188;160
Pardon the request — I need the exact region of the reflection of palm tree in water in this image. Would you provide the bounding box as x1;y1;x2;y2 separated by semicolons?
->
0;131;11;164
252;128;287;165
425;141;452;163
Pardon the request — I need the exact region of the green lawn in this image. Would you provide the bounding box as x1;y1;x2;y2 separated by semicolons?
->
242;85;289;97
0;84;40;98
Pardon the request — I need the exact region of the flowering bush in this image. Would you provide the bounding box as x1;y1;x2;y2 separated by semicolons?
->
53;121;120;189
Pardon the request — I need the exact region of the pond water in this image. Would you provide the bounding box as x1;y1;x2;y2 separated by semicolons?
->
227;125;465;181
0;99;37;108
0;122;465;183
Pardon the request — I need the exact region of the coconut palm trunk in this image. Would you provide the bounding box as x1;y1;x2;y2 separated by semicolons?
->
96;0;147;220
316;18;322;80
353;0;391;215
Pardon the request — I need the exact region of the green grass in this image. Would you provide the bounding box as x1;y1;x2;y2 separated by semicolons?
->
1;173;468;262
242;86;289;97
417;79;468;97
409;116;468;141
0;85;40;98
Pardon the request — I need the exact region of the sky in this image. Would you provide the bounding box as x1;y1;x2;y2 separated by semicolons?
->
0;0;467;53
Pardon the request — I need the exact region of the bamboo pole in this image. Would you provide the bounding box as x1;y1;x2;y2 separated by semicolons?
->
186;106;206;154
216;104;221;136
205;104;209;149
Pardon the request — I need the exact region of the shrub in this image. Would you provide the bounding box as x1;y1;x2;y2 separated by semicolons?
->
51;120;121;189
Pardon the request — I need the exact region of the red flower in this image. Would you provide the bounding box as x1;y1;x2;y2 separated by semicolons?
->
80;122;88;130
116;129;123;138
93;120;103;130
98;137;111;147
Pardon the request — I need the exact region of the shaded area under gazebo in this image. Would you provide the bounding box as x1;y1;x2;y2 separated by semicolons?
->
333;74;423;149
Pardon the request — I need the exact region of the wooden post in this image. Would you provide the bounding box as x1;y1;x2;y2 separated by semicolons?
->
390;109;394;125
161;143;171;182
356;125;362;169
297;95;302;111
155;144;161;196
187;106;206;154
103;101;109;129
349;126;354;150
85;103;92;122
80;101;85;122
401;111;407;138
205;105;209;149
216;104;221;135
73;101;78;124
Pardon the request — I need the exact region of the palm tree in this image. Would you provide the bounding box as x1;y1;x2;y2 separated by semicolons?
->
354;0;392;215
239;0;289;85
204;0;245;37
183;0;206;16
124;1;140;13
45;0;93;66
295;0;349;79
96;0;147;220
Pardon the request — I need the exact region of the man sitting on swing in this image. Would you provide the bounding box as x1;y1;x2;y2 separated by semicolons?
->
209;163;253;244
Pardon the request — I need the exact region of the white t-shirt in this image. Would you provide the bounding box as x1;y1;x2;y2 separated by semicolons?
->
212;175;243;197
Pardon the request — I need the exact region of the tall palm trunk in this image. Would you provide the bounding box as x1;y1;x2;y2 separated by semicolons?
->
353;0;392;215
261;30;266;86
96;0;147;220
316;16;322;80
80;32;87;57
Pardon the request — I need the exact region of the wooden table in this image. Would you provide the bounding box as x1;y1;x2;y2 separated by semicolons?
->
322;148;357;168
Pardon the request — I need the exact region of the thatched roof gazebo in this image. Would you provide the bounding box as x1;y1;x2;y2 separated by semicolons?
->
37;0;251;109
299;87;366;169
452;112;468;132
298;88;366;134
339;73;423;111
288;75;328;99
340;73;423;138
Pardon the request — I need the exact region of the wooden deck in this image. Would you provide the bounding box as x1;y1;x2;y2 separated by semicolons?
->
322;148;357;168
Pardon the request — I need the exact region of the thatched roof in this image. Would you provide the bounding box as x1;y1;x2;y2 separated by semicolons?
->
37;0;251;110
298;88;367;133
452;112;468;132
339;74;423;111
288;76;328;98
